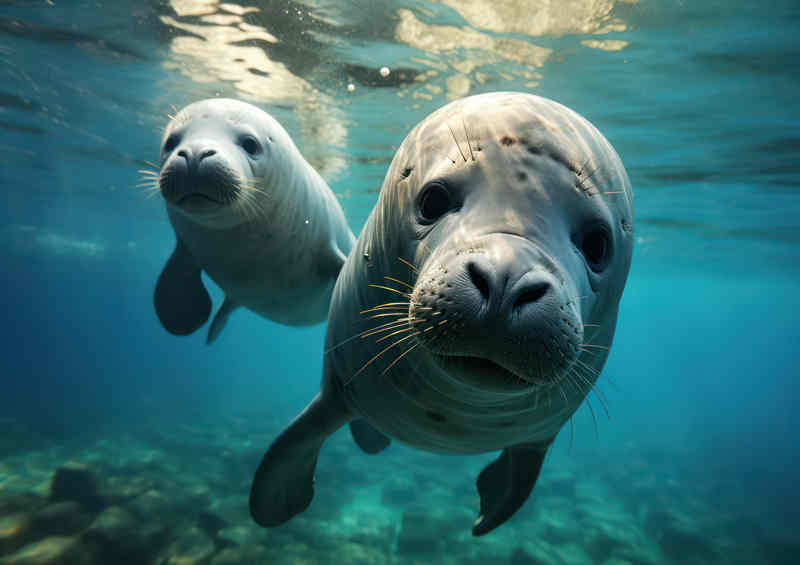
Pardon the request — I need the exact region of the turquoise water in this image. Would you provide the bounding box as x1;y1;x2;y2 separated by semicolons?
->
1;1;798;564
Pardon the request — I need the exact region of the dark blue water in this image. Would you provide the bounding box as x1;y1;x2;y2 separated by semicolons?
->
1;1;798;564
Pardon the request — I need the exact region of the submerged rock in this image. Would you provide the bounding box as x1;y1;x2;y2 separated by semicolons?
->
0;536;92;565
396;504;470;555
160;526;215;565
645;508;715;562
210;545;268;565
28;501;94;538
0;513;33;556
80;505;153;563
48;464;103;512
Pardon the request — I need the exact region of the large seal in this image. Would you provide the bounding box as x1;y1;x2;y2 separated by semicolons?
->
249;92;634;534
152;98;355;343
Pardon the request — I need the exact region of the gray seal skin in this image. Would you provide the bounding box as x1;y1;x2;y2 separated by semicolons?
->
153;98;355;343
249;92;634;535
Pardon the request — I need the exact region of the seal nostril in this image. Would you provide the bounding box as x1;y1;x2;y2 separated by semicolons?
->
200;149;216;160
467;262;491;303
177;148;190;160
514;282;549;310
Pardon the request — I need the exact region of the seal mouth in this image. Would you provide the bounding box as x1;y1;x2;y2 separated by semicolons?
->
433;354;536;392
177;193;224;205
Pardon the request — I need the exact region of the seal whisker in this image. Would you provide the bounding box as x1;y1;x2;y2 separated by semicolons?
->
447;122;467;163
360;302;411;314
347;332;420;385
368;284;412;298
397;257;418;272
384;275;414;290
361;319;413;339
367;312;412;320
585;395;599;438
461;116;475;162
381;342;420;376
375;326;415;344
578;344;609;350
570;364;610;420
566;367;600;437
568;415;574;454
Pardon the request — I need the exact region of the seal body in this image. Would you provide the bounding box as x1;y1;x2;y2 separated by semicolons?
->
249;92;634;535
153;98;355;343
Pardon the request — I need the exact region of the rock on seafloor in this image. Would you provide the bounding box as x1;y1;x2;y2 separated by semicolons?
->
0;536;92;565
48;464;103;512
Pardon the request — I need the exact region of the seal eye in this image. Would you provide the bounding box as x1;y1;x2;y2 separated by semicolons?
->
163;134;179;154
417;182;452;223
241;135;261;156
579;226;612;272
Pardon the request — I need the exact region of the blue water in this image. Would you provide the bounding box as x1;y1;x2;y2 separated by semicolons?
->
1;1;798;564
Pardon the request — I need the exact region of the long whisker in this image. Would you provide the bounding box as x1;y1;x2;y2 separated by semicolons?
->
568;415;574;454
360;319;413;339
397;257;418;272
368;284;412;298
447;122;467;163
346;332;420;385
384;276;414;290
366;312;413;320
461;116;475;162
374;326;415;344
571;363;610;420
381;342;419;375
360;301;411;314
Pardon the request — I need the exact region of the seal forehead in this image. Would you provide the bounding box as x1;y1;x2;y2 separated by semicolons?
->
168;99;262;131
394;92;632;219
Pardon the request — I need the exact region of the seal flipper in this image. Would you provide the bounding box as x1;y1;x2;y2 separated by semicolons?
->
472;443;549;536
318;239;348;280
206;297;239;345
250;392;349;527
349;419;391;454
154;237;211;335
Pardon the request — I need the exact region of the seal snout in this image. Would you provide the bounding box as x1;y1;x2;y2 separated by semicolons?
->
159;139;242;210
410;238;583;388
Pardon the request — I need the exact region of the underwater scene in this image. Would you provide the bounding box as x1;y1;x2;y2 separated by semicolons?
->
1;1;799;564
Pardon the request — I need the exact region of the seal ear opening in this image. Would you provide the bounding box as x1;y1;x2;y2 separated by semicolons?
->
154;237;212;336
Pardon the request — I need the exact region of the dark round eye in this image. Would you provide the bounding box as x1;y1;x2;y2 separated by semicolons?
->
163;134;179;153
241;136;261;156
417;182;452;223
579;226;612;272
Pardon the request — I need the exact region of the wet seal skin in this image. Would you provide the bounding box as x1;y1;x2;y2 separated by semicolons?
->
150;98;355;344
248;92;633;535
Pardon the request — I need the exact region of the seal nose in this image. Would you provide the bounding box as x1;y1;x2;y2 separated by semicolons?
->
176;144;217;170
464;256;553;318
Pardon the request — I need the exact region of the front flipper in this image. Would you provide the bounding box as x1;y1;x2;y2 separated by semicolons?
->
349;419;391;454
318;239;349;280
250;392;349;527
206;297;239;345
154;237;211;335
472;443;549;536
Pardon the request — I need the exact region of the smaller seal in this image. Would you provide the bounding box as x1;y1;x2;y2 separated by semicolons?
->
153;98;355;343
